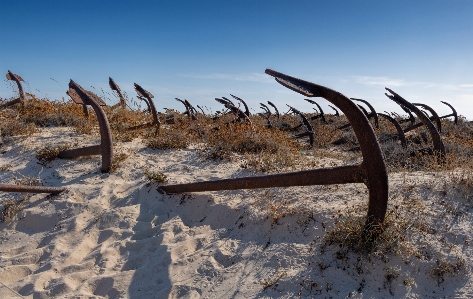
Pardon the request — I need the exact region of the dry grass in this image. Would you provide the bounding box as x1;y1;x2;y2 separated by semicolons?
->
1;194;29;222
36;144;71;164
144;169;168;184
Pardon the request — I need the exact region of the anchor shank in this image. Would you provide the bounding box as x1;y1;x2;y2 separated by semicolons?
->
160;164;366;194
0;184;65;194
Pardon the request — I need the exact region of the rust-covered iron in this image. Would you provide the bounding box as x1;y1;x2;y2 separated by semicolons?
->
397;104;416;125
287;104;315;148
337;98;379;130
1;71;25;108
230;94;250;117
128;83;161;134
377;113;407;148
60;80;113;172
260;103;272;116
439;101;458;124
413;103;441;132
176;98;197;120
385;88;445;159
349;112;407;152
401;103;442;134
328;105;340;116
305;99;328;124
0;184;65;194
267;101;280;120
351;98;379;128
215;97;251;124
161;69;389;236
196;105;206;115
108;77;129;110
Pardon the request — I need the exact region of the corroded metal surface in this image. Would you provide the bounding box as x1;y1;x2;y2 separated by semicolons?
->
0;184;65;194
397;104;416;125
351;98;379;128
439;101;458;124
60;80;113;172
215;97;251;124
328;105;340;116
267;101;280;119
161;69;389;236
1;70;25;108
377;113;407;148
385;88;445;159
131;83;160;134
413;103;441;132
230;94;250;116
109;77;127;109
305;99;327;124
287;104;314;147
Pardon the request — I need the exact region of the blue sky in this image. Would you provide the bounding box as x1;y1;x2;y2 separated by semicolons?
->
1;0;472;119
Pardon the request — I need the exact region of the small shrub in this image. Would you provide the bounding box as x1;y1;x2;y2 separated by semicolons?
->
36;144;71;163
146;129;190;150
145;169;168;184
1;194;28;222
0;118;37;137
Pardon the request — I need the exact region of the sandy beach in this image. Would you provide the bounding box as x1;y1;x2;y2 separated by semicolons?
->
0;124;472;298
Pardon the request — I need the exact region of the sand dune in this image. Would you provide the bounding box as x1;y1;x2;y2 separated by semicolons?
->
1;127;472;298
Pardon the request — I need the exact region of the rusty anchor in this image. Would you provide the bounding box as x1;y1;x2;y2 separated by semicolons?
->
287;104;315;148
305;99;328;124
59;80;113;173
267;101;280;120
1;71;26;109
385;89;445;159
259;103;273;128
230;94;250;117
338;98;379;130
328;105;340;116
438;101;458;124
161;69;389;236
175;98;197;120
351;98;379;129
377;113;407;148
126;83;161;133
108;77;131;110
215;97;251;124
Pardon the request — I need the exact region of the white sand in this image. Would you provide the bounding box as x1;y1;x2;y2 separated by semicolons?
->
0;127;472;298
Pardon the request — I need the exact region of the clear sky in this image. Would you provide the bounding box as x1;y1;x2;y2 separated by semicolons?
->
1;0;472;119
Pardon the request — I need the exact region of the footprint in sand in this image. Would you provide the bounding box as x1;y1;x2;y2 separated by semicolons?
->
169;285;201;299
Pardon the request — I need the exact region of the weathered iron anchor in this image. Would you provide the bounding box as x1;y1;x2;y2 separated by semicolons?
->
1;71;26;109
59;80;114;173
160;69;389;237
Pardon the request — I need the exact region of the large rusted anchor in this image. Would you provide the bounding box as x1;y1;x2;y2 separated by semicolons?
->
230;94;250;117
59;80;113;173
305;99;328;124
128;83;160;133
215;97;251;124
338;98;378;129
403;103;442;133
328;105;340;116
397;101;458;134
267;101;280;120
1;71;26;109
175;98;197;120
385;89;445;159
161;69;388;236
258;103;273;128
350;112;407;151
108;77;129;110
438;101;458;124
287;104;315;148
